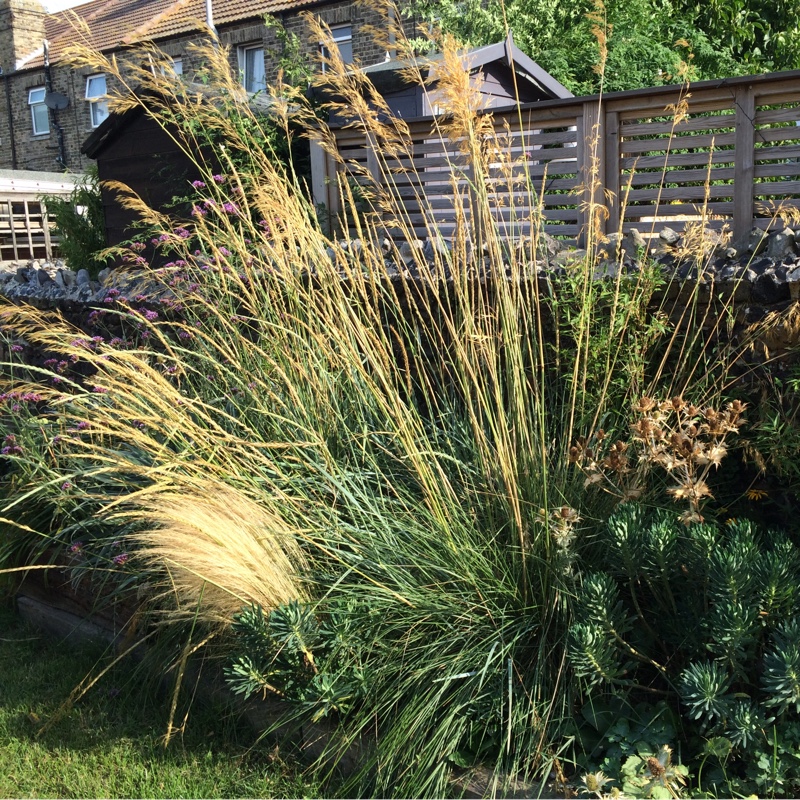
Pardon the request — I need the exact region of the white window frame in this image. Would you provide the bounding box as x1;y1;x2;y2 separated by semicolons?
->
28;87;50;135
85;73;109;128
152;56;183;77
320;24;353;71
237;44;265;94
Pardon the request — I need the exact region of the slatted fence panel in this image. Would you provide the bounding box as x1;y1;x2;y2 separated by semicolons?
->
319;70;800;245
753;101;800;222
615;103;737;236
0;198;55;262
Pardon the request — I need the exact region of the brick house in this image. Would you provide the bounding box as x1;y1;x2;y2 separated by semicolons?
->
0;0;408;173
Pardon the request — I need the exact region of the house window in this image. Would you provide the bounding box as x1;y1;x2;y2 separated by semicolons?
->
150;56;183;78
320;24;353;71
85;74;109;128
28;87;49;135
238;45;265;93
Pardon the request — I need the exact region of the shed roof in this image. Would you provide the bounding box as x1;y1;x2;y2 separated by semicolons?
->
81;80;273;159
359;33;573;100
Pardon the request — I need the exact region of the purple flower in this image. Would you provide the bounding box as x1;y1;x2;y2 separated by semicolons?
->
61;481;72;490
130;241;146;252
112;552;129;566
212;174;225;184
68;541;83;554
175;227;191;239
1;435;22;456
92;385;109;394
10;344;23;353
218;246;231;256
192;205;207;218
143;309;159;322
52;435;62;445
191;180;206;189
178;330;193;340
221;202;238;215
76;421;90;431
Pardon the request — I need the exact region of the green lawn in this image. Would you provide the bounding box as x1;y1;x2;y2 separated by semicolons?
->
0;602;316;799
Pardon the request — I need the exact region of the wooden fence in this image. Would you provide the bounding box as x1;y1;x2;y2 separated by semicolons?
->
0;170;79;262
312;69;800;245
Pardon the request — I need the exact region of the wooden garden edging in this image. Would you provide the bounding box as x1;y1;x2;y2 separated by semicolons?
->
312;69;800;245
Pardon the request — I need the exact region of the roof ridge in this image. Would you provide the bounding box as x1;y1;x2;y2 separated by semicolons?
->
123;0;194;44
53;0;121;27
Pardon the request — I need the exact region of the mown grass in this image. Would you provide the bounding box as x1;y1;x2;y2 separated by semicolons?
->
0;603;316;799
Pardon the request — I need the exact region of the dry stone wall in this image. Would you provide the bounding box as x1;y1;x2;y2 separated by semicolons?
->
2;224;800;367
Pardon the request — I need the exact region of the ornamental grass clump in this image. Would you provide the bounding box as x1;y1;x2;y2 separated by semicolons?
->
0;9;768;797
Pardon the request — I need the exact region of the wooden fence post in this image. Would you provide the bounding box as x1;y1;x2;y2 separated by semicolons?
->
41;200;53;261
579;99;605;247
310;137;341;238
733;84;756;240
604;110;621;236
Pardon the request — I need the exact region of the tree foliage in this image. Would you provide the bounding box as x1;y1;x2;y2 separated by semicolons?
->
405;0;800;94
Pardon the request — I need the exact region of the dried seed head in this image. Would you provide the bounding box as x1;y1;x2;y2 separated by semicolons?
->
635;396;657;413
647;756;666;779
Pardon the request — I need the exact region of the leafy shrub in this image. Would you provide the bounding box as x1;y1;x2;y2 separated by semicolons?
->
567;504;800;796
41;166;106;277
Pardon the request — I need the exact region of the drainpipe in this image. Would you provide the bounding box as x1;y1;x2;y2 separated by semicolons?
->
205;0;218;45
43;39;67;168
2;67;18;169
388;4;397;59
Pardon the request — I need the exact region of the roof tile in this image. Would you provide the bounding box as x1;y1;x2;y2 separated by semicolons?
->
23;0;318;69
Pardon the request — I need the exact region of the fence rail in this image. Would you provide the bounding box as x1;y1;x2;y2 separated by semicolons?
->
313;70;800;245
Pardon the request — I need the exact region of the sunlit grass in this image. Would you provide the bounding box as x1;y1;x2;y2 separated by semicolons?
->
0;604;315;799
